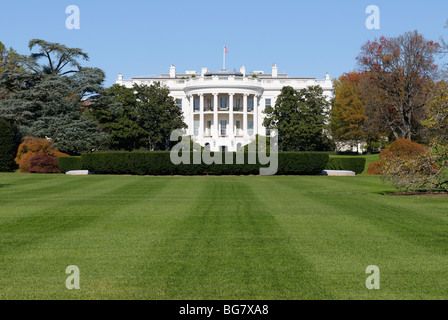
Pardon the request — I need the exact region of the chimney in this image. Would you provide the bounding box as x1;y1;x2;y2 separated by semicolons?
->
201;67;208;77
272;63;278;78
170;65;176;78
240;65;246;76
116;73;123;85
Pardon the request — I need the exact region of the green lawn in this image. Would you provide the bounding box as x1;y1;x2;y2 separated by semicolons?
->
1;172;448;299
360;154;379;175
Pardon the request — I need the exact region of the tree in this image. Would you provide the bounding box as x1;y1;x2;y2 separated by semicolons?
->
91;84;147;151
331;72;387;153
134;82;187;150
0;39;109;154
331;72;367;149
0;41;19;73
0;119;16;171
91;82;187;151
357;30;440;141
0;42;21;101
421;80;448;144
264;85;330;151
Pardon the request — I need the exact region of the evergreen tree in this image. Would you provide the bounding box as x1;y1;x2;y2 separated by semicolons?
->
0;39;108;154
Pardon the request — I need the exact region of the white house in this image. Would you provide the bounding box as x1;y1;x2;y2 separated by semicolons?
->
116;64;333;152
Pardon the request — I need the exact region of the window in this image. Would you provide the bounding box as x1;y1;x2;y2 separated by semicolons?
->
176;99;182;109
265;98;271;109
206;121;212;136
220;97;227;109
235;120;241;136
220;120;227;136
194;120;199;136
206;98;212;110
194;98;199;111
221;146;227;152
248;121;254;136
248;98;254;111
235;98;241;110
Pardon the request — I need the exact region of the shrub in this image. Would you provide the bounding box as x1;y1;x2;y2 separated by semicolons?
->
0;119;17;172
379;139;445;192
367;161;383;175
326;156;366;174
369;139;431;176
81;152;329;176
29;154;61;173
58;156;83;173
15;136;69;172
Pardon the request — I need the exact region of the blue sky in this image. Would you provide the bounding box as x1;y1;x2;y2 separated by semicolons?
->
1;0;447;87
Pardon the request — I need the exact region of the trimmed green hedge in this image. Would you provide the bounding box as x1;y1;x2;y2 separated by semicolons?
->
326;156;366;174
58;156;83;173
80;152;329;176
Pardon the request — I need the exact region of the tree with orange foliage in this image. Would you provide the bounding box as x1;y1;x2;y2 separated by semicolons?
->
331;72;366;146
14;136;68;172
357;31;440;141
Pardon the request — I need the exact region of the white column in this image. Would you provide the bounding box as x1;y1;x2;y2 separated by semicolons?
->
199;94;204;138
229;93;234;139
213;93;218;138
254;95;258;136
243;94;248;138
189;95;195;136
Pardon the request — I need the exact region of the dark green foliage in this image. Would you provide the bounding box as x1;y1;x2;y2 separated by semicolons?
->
91;83;187;151
29;154;60;173
326;156;366;174
263;85;331;151
57;156;83;173
0;39;109;154
81;152;329;176
0;119;17;171
277;152;329;175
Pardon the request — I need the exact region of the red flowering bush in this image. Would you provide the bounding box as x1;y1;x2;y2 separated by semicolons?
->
29;154;61;173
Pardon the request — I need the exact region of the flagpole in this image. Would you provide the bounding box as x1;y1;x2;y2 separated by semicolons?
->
223;45;226;71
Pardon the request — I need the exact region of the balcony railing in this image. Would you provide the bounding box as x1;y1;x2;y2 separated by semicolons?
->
196;106;248;112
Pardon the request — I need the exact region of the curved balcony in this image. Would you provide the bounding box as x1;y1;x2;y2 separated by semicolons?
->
183;75;264;96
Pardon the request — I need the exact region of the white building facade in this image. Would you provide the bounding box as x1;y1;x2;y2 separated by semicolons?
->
116;64;333;152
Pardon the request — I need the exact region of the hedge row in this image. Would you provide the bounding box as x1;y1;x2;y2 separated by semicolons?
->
57;156;83;173
72;152;329;176
326;156;366;174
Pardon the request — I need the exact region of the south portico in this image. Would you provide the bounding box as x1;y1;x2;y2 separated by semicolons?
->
186;80;263;151
116;63;333;152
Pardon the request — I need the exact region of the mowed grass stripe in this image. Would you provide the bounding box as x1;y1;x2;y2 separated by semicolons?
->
133;177;333;300
1;174;448;299
0;175;176;299
258;176;448;299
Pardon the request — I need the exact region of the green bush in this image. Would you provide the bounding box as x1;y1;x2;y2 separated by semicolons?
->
326;156;366;174
0;119;17;172
81;152;329;176
58;156;83;173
